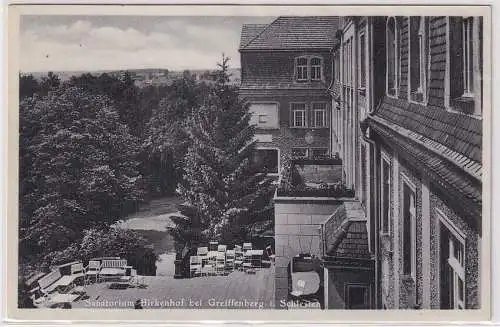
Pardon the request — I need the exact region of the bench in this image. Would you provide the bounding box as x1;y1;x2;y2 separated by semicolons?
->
35;268;79;297
98;259;128;282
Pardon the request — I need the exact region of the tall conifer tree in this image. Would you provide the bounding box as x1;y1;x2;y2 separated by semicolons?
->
169;55;275;250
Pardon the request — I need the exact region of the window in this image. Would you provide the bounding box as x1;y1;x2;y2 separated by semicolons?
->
345;284;370;309
310;57;322;80
409;17;428;102
359;33;366;88
312;103;327;127
380;157;391;234
291;103;306;127
439;213;466;309
402;179;416;278
291;148;308;158
253;149;279;174
249;103;279;129
296;57;308;81
448;17;482;115
386;17;399;97
310;148;328;158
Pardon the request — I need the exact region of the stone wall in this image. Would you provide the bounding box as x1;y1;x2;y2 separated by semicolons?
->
274;198;341;308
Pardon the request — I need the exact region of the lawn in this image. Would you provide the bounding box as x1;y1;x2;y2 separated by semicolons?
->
114;196;183;275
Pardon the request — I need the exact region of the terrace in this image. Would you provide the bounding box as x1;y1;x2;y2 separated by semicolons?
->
273;155;357;307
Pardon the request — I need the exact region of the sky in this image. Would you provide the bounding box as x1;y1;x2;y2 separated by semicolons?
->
20;15;275;72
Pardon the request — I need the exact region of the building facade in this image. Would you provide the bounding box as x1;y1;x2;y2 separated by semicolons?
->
331;16;483;309
239;17;340;174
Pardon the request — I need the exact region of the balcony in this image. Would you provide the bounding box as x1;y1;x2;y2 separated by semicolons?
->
276;155;355;198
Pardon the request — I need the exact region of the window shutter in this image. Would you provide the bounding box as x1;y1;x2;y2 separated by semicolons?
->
289;104;293;127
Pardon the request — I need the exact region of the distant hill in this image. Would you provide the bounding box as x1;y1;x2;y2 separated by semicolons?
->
24;68;241;86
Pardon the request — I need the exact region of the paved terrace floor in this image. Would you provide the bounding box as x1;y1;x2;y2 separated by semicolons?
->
72;267;275;309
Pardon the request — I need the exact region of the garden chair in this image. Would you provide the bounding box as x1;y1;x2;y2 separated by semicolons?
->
243;251;254;274
201;256;215;276
197;246;208;257
84;260;101;284
189;256;202;277
234;248;244;271
208;241;218;252
225;250;235;271
243;242;253;253
215;252;226;275
217;244;227;253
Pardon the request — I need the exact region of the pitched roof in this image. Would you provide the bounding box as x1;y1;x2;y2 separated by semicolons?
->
324;202;371;260
239;16;339;51
240;24;268;48
373;96;482;164
367;115;482;229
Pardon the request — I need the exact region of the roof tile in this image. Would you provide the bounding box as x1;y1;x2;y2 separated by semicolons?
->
240;16;339;50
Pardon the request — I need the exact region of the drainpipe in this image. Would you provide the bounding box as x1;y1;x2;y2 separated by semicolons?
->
361;118;379;309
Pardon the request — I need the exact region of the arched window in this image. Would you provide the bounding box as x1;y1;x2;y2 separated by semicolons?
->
409;16;428;102
310;57;322;80
386;17;399;97
296;57;308;81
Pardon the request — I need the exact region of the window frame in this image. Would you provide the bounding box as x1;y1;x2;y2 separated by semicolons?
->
408;16;428;104
401;173;417;280
358;31;367;90
445;16;482;117
295;57;309;82
344;283;371;309
380;153;392;235
437;208;466;310
312;102;327;128
290;102;307;128
386;16;400;98
310;56;323;81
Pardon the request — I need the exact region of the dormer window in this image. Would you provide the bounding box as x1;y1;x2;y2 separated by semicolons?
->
295;56;323;82
310;57;322;80
296;57;308;81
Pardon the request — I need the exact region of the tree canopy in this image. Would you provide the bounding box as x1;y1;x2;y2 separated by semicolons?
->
19;87;145;257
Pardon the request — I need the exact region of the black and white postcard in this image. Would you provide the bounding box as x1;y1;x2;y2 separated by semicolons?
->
4;3;492;324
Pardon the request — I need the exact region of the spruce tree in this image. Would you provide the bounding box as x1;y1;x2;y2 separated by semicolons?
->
169;55;275;250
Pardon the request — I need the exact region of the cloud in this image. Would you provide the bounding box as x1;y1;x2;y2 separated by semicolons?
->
20;18;243;72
